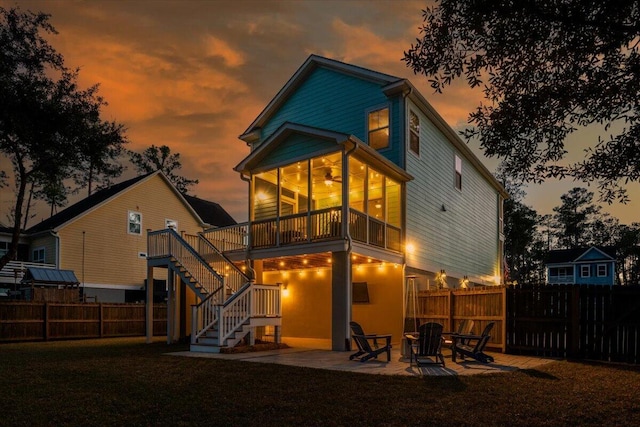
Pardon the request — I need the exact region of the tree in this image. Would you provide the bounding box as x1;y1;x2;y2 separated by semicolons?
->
129;145;198;194
404;0;640;203
0;7;127;269
552;187;600;249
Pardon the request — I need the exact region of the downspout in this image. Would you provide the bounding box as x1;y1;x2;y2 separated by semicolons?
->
50;230;60;268
344;141;359;255
401;84;413;268
240;172;255;282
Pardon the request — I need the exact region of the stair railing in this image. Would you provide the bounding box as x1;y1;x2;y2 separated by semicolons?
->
191;292;218;344
148;229;225;298
215;283;282;347
194;233;249;295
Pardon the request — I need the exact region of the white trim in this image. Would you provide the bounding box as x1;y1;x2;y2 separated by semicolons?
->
128;210;142;235
580;265;591;278
408;109;420;158
366;104;391;151
32;246;46;263
81;282;144;290
597;263;607;277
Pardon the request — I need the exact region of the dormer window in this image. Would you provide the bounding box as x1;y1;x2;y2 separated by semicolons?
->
368;108;389;150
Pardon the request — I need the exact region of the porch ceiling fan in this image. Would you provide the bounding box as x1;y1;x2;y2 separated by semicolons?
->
323;168;342;185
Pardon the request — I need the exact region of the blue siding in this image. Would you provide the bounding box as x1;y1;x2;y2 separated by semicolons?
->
259;67;403;166
260;133;338;168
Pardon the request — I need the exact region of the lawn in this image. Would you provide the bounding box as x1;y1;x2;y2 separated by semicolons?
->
1;338;639;426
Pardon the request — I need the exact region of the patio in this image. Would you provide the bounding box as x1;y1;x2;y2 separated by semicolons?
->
169;346;557;376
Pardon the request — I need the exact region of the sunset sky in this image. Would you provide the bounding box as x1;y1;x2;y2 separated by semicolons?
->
2;0;638;226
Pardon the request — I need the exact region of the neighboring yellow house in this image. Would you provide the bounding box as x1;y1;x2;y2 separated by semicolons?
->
25;171;236;303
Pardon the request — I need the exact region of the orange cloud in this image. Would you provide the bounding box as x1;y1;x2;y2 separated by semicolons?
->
203;35;245;67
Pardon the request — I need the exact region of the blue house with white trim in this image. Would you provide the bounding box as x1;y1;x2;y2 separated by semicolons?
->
546;246;617;285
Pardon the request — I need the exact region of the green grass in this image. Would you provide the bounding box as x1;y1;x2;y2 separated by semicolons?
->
1;338;639;426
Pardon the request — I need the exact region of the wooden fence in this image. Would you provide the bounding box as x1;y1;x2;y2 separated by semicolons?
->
0;302;167;342
506;284;640;364
412;288;506;352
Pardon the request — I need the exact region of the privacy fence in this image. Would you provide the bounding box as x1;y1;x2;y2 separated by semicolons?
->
0;302;167;342
413;284;640;364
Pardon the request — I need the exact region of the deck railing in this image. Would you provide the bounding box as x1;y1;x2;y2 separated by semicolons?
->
200;224;248;252
234;207;401;252
0;261;57;285
188;233;249;294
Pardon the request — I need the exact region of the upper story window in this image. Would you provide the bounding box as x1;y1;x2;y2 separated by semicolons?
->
580;265;590;278
409;110;420;156
455;155;462;191
128;211;142;235
368;108;389;150
32;247;45;263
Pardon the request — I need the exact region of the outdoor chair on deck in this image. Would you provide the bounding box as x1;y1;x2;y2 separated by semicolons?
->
451;321;495;363
349;321;392;362
442;319;475;349
407;322;445;367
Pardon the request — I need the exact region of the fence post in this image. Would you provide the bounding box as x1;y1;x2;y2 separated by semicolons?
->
99;303;104;338
568;285;580;359
447;289;454;333
43;303;49;341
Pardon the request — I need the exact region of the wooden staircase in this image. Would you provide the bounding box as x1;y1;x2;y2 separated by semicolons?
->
147;229;282;353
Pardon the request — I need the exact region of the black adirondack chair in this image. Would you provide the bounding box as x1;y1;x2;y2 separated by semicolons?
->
349;321;392;362
451;321;495;363
407;322;445;367
442;319;475;349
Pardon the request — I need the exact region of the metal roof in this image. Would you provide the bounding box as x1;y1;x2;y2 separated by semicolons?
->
21;267;80;285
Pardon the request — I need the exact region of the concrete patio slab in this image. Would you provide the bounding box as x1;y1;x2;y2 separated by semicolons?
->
168;346;557;377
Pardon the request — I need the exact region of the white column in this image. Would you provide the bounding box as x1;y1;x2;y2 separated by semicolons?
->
145;266;154;343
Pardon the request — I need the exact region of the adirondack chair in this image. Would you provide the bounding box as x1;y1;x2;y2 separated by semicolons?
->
349;321;392;362
451;321;495;363
407;322;445;367
442;319;475;349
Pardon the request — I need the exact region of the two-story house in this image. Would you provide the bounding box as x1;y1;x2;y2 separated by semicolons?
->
147;55;508;352
0;171;236;304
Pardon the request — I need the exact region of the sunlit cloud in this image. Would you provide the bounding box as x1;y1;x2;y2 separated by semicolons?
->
203;35;245;67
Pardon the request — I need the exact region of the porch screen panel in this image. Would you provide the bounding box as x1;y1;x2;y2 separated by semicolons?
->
367;167;384;221
348;157;366;213
253;173;278;221
311;153;342;210
386;178;401;227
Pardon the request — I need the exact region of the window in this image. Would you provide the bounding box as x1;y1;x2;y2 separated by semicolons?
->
368;108;389;150
550;267;572;279
409;110;420;155
455;155;462;190
597;264;607;277
165;219;178;230
128;211;142;235
32;247;45;263
581;265;590;278
0;241;7;257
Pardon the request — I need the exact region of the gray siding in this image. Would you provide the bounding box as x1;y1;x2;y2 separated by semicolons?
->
404;100;499;283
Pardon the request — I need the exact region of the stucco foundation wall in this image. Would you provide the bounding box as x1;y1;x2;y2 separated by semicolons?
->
264;270;332;341
264;262;404;347
352;264;404;345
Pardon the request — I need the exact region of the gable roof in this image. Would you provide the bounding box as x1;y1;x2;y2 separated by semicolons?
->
547;246;616;264
27;173;154;234
234;122;413;183
182;194;237;227
26;171;212;234
238;54;507;198
239;55;402;143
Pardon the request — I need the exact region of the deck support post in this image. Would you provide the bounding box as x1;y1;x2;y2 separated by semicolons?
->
167;272;174;344
331;250;352;351
146;266;154;343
